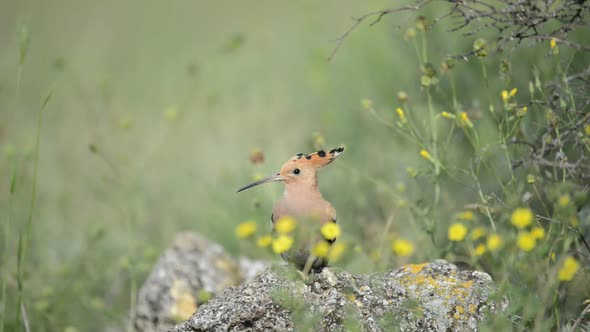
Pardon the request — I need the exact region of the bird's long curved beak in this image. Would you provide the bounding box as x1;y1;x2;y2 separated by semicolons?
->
237;173;284;193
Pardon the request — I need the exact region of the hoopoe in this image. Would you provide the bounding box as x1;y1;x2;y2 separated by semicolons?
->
238;147;344;272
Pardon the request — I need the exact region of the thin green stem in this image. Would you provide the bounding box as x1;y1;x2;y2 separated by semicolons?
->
557;58;577;114
412;39;422;64
1;172;16;332
421;31;428;63
480;60;488;87
426;90;440;207
471;167;496;231
449;71;458;111
499;133;515;184
16;89;52;329
127;270;138;332
368;108;423;147
377;208;397;269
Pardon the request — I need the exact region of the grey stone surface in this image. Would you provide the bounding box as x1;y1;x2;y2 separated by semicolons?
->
133;232;268;332
169;260;506;332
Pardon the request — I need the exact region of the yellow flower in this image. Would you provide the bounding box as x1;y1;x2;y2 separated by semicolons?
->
312;241;330;258
118;117;132;130
487;234;503;251
256;235;273;248
320;223;341;240
397;91;409;103
511;208;533;229
558;256;580;281
396;108;407;124
473;38;488;57
474;244;486;256
272;235;294;254
585;124;590;136
516;106;528;117
569;216;579;228
441;111;455;119
527;174;536;184
404;28;416;40
235;221;257;238
460;112;474;128
517;232;536;252
416;16;427;32
558;194;570;208
471;227;486;240
311;132;326;150
164;105;179;121
328;242;346;262
361;99;373;110
550;38;557;50
396;182;406;193
448;223;468;242
509;88;518;97
392;239;414;256
275;216;296;234
530;227;545;240
458;211;474;221
420;149;433;162
501;90;509;102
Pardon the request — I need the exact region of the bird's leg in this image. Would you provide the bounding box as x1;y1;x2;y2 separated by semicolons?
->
302;255;317;278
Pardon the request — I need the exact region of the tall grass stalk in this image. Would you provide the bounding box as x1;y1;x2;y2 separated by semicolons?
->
9;22;30;332
0;172;17;332
15;90;53;330
16;23;29;95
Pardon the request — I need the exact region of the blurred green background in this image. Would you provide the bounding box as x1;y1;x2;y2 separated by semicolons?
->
2;0;587;331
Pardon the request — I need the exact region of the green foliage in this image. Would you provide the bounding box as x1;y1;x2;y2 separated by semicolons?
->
1;0;589;331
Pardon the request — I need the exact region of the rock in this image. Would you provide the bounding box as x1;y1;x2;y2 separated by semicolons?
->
238;256;269;283
133;232;268;332
169;260;507;332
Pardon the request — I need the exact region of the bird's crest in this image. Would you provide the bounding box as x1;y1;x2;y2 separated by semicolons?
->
288;147;344;168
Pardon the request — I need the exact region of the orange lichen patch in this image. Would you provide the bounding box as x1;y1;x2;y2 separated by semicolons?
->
413;275;426;286
345;293;356;302
170;279;198;322
452;305;466;320
440;276;459;284
404;263;429;274
461;280;474;288
459;289;469;297
400;273;440;290
170;293;197;322
396;263;485;323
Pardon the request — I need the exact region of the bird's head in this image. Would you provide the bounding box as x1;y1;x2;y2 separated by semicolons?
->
237;147;344;192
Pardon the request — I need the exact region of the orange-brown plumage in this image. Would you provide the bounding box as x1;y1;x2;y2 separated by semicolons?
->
237;147;344;272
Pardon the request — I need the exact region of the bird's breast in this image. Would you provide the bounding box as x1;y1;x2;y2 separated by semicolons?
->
272;195;335;224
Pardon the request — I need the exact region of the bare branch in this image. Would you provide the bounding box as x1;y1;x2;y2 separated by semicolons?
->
328;0;433;61
536;215;590;255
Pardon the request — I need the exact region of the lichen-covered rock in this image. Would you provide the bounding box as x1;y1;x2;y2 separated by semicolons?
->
170;260;506;332
133;232;268;332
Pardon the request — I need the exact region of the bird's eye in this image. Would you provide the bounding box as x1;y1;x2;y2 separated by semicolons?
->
293;168;301;175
